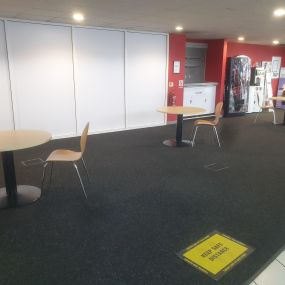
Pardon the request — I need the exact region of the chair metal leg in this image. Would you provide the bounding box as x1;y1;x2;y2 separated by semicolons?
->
81;157;90;183
271;109;277;124
73;163;88;199
191;126;198;147
213;126;221;148
253;109;261;123
49;161;53;188
41;161;48;191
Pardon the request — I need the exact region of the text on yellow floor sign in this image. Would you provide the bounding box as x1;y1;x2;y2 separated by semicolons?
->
178;231;254;280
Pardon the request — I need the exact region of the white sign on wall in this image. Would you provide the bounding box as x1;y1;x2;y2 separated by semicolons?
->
272;56;282;78
173;60;180;74
262;61;272;73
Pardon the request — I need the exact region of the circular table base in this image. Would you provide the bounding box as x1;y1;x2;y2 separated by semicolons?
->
163;139;192;147
0;185;41;209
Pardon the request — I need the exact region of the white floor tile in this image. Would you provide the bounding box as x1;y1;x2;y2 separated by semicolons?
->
276;251;285;266
254;260;285;285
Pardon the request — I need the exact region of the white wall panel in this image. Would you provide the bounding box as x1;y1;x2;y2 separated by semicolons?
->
73;27;125;133
0;20;14;131
6;21;76;137
125;32;167;128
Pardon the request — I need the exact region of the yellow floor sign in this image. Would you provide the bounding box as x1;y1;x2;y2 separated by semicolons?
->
179;231;254;280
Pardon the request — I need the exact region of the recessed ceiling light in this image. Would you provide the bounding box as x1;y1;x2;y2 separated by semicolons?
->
238;36;245;41
175;26;183;31
73;12;84;22
273;40;279;45
273;8;285;17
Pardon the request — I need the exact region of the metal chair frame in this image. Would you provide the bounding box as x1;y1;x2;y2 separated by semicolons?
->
41;123;90;199
191;125;221;148
253;88;276;124
191;102;223;149
253;106;276;124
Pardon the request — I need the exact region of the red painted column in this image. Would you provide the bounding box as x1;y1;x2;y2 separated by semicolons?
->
204;39;228;104
167;33;186;122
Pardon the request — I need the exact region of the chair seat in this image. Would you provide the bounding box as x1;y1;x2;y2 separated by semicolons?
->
46;149;82;162
194;119;216;126
261;105;274;109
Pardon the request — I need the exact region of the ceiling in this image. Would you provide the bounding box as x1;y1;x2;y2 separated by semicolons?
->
0;0;284;45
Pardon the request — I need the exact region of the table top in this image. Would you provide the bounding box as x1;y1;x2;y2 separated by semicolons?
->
157;106;206;115
0;130;51;152
269;96;285;102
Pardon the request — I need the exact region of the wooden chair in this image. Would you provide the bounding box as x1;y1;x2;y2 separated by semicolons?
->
253;93;276;124
191;102;223;148
41;122;90;199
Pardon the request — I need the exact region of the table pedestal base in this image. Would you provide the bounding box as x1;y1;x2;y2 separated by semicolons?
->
0;185;41;209
163;139;192;147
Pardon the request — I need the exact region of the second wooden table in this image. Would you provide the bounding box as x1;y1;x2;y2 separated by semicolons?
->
157;106;206;147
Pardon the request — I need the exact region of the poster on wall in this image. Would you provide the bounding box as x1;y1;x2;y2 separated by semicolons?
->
276;67;285;109
272;56;281;78
262;61;272;74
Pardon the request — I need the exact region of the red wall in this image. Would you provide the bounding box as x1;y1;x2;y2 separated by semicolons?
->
204;39;227;104
168;37;285;122
227;42;285;66
167;33;186;121
185;39;285;105
227;42;285;96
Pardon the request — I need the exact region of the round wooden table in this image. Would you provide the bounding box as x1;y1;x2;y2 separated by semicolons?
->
0;130;51;208
157;106;206;147
269;97;285;124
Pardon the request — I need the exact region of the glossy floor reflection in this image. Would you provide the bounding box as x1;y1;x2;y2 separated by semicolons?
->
249;250;285;285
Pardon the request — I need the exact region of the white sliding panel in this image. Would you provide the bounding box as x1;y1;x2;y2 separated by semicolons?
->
6;21;76;137
125;32;167;128
0;20;14;130
73;27;125;134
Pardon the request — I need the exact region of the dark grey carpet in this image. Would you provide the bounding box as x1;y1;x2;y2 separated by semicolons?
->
1;110;285;285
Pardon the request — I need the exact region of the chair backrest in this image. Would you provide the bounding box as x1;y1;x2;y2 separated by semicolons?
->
213;102;223;125
80;122;89;154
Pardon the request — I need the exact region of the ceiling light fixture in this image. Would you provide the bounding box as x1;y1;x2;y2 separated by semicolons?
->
273;40;279;45
175;26;183;31
73;12;84;22
238;36;245;41
273;8;285;17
